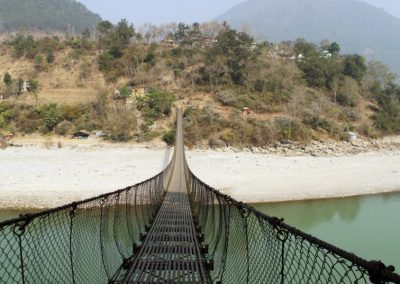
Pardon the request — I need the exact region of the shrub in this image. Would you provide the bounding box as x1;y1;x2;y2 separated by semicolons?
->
215;91;237;106
3;72;12;86
56;121;75;136
274;117;311;142
37;104;59;131
46;50;55;64
162;130;175;146
34;55;45;71
104;107;137;142
144;90;175;119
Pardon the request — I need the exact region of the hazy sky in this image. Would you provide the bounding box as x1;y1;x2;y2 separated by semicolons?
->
79;0;400;26
79;0;244;25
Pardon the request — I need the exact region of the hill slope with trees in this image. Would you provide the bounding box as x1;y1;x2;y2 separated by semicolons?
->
1;21;399;147
217;0;400;76
0;0;101;33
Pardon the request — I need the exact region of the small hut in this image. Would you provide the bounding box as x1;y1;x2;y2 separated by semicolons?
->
73;130;91;139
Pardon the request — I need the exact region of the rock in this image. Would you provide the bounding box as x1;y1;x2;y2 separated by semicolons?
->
208;138;227;149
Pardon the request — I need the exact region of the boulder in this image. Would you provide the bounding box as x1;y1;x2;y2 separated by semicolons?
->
208;138;227;149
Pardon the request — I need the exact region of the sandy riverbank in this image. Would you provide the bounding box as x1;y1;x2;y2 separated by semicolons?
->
0;141;400;208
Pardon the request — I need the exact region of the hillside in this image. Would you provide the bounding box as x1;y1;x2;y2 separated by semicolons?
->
1;22;400;148
0;0;101;33
217;0;400;76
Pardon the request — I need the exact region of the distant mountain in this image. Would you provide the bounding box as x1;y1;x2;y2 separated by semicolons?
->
0;0;102;33
217;0;400;75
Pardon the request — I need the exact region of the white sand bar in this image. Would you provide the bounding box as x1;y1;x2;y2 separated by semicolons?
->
1;146;400;208
0;145;171;209
187;150;400;203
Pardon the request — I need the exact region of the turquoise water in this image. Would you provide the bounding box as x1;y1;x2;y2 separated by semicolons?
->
252;192;400;268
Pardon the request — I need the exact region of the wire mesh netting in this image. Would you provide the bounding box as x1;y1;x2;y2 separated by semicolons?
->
187;170;400;284
0;168;171;284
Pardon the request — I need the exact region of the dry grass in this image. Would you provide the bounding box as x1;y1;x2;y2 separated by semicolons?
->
0;47;106;105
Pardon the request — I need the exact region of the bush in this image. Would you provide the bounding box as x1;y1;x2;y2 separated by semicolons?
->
34;54;45;71
274;117;311;142
104;107;137;142
215;91;237;106
3;72;12;86
46;50;55;64
144;90;175;120
56;121;75;136
45;104;59;131
162;130;175;146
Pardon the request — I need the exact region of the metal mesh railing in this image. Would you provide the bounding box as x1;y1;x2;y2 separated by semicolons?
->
0;164;173;284
187;170;400;284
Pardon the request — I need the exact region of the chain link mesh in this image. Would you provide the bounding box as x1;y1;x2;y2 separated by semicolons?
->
187;170;400;284
0;170;168;284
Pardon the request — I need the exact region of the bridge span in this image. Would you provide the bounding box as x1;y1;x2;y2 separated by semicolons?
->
0;109;399;283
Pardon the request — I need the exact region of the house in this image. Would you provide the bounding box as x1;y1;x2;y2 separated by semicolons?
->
92;130;104;138
320;50;332;59
3;132;13;140
21;81;30;93
297;54;305;62
347;132;358;142
242;107;254;115
132;86;148;96
73;130;91;139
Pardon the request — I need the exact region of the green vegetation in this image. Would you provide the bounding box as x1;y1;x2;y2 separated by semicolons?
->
0;0;101;32
1;21;399;147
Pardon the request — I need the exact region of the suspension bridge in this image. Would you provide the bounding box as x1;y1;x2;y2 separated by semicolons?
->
0;109;399;283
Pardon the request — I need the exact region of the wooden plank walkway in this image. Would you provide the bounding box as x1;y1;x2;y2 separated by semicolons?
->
122;109;209;283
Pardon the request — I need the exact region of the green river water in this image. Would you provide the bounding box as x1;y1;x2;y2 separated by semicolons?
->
1;193;399;269
253;192;400;268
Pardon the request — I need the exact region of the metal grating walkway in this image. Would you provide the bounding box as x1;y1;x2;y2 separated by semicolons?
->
122;109;209;283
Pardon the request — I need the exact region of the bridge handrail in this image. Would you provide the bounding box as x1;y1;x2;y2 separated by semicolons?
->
0;159;173;283
186;167;400;284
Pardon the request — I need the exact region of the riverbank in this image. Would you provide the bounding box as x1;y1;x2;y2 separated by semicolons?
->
1;137;400;208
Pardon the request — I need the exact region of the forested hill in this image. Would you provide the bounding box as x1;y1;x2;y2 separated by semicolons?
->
0;0;101;33
217;0;400;76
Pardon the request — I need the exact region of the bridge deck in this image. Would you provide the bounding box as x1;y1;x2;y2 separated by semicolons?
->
122;110;209;283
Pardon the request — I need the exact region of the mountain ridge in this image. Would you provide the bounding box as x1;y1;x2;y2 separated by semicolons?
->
217;0;400;75
0;0;102;33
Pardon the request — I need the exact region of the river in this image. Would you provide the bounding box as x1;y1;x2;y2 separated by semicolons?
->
253;192;400;267
1;193;399;268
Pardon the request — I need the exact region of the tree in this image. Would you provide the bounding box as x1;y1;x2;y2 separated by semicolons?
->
374;83;400;133
28;80;39;93
294;39;318;58
81;28;92;49
343;55;367;83
44;104;59;131
364;61;396;92
215;26;253;85
143;90;176;119
97;20;113;36
114;19;135;48
175;23;190;44
187;23;203;47
328;42;341;56
3;72;12;86
298;57;328;88
97;20;113;48
46;50;55;64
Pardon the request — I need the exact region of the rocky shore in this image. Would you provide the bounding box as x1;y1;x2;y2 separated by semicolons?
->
206;136;400;157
